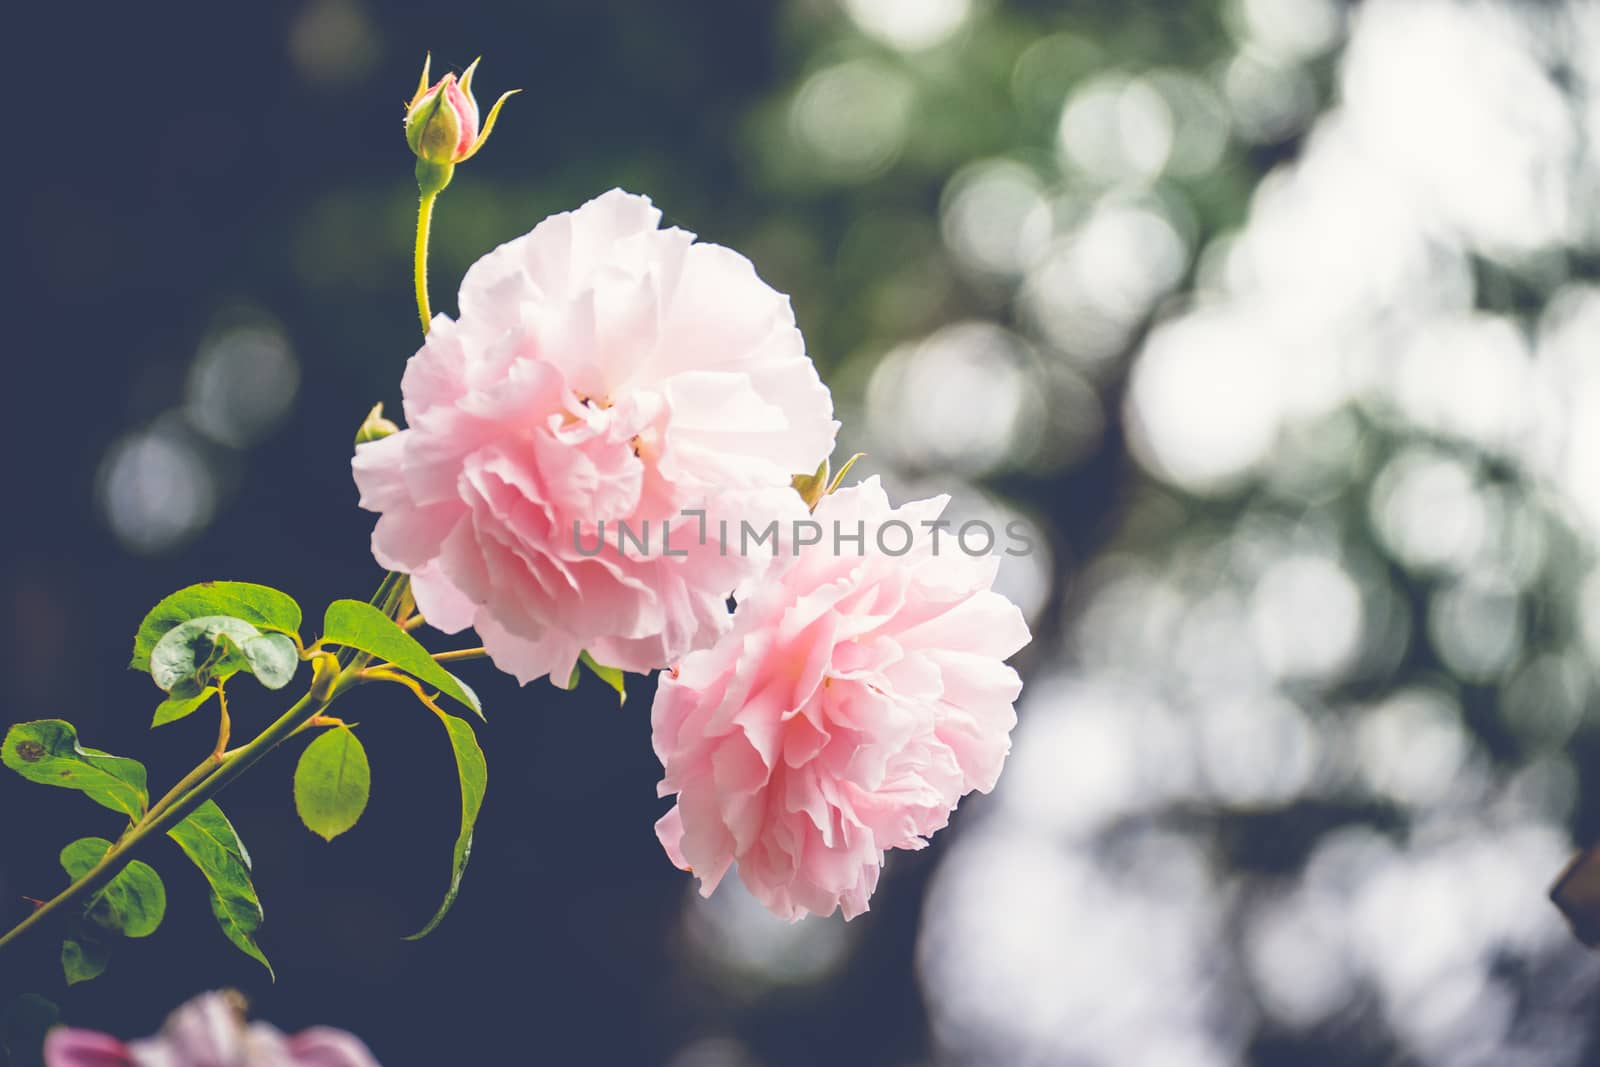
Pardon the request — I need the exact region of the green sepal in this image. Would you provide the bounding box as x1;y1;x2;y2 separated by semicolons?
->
563;652;627;705
826;452;866;494
415;158;455;197
791;458;830;510
355;402;399;445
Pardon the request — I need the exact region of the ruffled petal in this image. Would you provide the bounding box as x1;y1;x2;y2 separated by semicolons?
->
650;482;1030;921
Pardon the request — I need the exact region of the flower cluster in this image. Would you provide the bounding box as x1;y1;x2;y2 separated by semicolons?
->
356;190;1031;919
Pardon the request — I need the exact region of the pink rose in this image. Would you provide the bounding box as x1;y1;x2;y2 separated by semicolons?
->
354;189;837;684
43;991;380;1067
652;478;1031;920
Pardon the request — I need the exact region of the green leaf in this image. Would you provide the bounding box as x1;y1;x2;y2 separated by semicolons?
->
166;800;272;978
2;721;147;819
406;712;486;939
60;838;166;938
293;727;371;842
152;686;218;728
131;582;302;672
581;652;627;705
61;935;110;985
559;652;626;704
149;616;255;690
149;616;298;695
322;600;481;718
1;994;59;1067
239;633;298;689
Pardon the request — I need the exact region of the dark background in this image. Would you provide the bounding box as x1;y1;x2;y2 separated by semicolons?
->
5;2;1599;1065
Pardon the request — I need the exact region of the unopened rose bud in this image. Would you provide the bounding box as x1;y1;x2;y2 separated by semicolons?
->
404;55;519;195
355;402;399;446
406;71;473;164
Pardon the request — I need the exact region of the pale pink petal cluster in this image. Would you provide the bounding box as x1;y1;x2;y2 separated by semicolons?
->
652;478;1031;920
354;189;837;684
44;991;380;1067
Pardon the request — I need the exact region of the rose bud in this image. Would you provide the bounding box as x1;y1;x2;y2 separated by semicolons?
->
404;55;518;193
354;402;399;446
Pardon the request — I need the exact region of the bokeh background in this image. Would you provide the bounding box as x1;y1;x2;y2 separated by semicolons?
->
4;0;1599;1064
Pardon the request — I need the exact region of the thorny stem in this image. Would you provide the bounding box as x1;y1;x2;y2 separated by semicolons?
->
0;565;423;956
0;684;333;955
286;712;354;740
1;131;451;960
413;191;437;333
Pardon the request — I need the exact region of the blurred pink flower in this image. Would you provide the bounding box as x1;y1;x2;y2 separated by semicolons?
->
354;189;837;685
652;478;1031;920
43;991;380;1067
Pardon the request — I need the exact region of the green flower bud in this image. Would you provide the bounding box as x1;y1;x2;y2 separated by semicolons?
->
355;402;400;446
404;54;520;185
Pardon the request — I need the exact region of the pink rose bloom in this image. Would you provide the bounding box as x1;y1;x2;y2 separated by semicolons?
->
652;478;1031;920
354;189;837;685
43;991;380;1067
